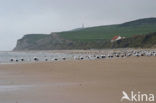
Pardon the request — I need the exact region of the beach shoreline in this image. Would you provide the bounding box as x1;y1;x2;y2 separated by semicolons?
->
1;48;156;64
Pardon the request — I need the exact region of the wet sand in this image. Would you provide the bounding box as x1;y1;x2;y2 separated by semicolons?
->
0;57;156;103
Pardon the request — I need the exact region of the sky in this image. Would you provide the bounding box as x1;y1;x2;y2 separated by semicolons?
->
0;0;156;51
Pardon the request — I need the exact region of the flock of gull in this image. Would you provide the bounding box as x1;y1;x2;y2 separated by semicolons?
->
10;50;156;63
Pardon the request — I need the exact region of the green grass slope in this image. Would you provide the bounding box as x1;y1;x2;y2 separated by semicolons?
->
21;34;48;44
58;18;156;41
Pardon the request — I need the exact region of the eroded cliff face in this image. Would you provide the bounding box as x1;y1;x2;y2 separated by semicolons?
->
13;33;73;51
13;18;156;51
13;32;156;51
14;38;31;50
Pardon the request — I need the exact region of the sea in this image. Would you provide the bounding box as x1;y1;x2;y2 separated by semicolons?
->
0;51;87;64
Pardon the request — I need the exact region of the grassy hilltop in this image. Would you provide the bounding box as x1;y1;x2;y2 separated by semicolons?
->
59;18;156;41
14;18;156;50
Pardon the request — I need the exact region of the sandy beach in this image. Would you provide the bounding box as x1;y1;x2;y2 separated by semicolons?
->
0;57;156;103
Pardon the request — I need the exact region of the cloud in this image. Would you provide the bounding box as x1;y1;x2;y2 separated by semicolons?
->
0;0;156;50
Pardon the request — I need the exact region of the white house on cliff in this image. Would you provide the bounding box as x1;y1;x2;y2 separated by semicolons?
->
111;35;125;42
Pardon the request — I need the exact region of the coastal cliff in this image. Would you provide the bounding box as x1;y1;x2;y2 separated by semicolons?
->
13;33;74;50
14;18;156;50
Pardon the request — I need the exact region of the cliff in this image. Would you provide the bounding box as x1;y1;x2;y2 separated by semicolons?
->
14;18;156;50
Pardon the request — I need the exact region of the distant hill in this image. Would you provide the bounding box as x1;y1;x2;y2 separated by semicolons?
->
120;17;156;27
58;17;156;41
14;17;156;50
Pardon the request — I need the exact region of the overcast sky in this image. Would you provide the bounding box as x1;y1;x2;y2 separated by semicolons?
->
0;0;156;51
